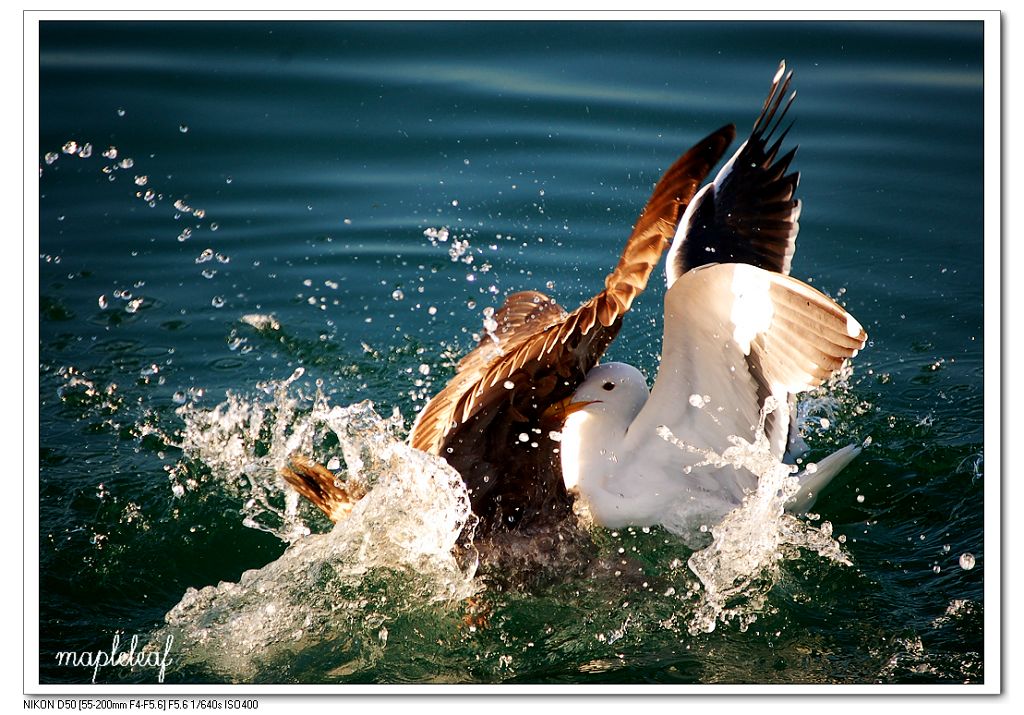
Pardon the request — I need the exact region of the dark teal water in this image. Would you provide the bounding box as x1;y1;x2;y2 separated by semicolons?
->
37;20;986;685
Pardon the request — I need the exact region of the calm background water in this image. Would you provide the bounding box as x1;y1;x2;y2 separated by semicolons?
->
36;20;986;685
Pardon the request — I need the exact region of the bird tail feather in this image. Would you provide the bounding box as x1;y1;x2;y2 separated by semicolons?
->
787;443;862;513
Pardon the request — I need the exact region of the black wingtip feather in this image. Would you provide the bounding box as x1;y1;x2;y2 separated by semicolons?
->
765;120;797;163
764;90;797;142
752;64;794;139
669;62;803;279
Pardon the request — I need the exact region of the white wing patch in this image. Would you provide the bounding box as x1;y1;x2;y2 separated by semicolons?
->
729;263;774;354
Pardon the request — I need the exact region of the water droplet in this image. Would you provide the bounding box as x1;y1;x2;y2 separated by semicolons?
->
116;108;126;117
805;463;818;474
172;391;187;405
44;152;59;165
134;175;148;186
959;553;975;570
179;124;189;133
856;494;865;503
78;143;93;158
98;295;108;309
503;380;515;390
102;146;118;159
62;141;79;155
211;296;225;308
391;289;404;301
418;363;430;376
820;417;831;429
518;433;529;443
688;394;706;408
427;306;437;316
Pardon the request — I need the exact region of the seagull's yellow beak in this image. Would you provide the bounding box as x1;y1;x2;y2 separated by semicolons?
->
543;395;599;424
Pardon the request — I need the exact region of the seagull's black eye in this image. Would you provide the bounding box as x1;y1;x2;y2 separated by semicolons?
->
602;381;616;391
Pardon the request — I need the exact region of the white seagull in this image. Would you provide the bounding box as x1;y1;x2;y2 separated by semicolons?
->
559;62;867;536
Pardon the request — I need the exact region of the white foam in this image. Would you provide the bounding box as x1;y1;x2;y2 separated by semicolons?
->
161;389;480;680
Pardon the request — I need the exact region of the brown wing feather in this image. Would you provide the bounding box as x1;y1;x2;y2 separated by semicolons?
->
411;291;570;456
458;290;568;372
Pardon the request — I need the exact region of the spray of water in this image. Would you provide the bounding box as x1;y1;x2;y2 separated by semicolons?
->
657;396;852;635
160;384;480;680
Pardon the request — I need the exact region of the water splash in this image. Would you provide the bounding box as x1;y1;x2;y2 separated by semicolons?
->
657;397;852;635
172;367;321;542
161;357;860;673
160;384;480;680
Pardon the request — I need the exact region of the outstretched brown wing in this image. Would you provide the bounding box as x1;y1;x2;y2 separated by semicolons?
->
409;125;736;532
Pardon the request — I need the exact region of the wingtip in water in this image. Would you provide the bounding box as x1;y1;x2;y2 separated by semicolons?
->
279;455;364;523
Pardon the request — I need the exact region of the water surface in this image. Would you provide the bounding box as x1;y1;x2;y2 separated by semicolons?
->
37;19;986;685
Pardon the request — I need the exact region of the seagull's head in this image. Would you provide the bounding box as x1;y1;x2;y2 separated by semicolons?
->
567;362;650;418
558;362;650;493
